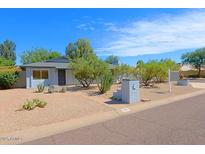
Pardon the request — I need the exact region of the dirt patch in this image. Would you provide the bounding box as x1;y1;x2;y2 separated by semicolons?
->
70;82;201;109
0;89;111;134
0;82;201;135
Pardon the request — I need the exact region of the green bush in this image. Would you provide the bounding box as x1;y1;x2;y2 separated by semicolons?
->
33;98;47;108
22;100;36;110
22;98;47;110
0;66;21;89
97;71;113;94
113;64;134;83
134;59;179;87
134;61;156;87
94;59;113;93
0;72;19;89
37;84;45;93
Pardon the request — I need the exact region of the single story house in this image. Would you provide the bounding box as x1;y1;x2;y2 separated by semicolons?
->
20;56;78;88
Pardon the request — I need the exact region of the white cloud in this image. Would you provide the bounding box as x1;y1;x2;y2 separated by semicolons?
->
96;10;205;56
76;23;95;31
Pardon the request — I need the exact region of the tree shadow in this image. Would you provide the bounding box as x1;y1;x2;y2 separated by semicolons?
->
154;91;167;94
15;108;24;112
67;85;96;92
87;91;102;96
105;100;125;105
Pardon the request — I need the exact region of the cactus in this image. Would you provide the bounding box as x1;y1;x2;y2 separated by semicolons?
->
37;84;44;93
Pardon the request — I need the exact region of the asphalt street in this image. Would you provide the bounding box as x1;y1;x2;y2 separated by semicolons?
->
24;93;205;145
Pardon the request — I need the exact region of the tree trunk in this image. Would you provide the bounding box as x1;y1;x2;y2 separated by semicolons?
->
198;67;201;78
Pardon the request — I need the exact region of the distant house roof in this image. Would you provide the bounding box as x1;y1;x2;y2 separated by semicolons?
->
180;64;205;71
21;56;71;69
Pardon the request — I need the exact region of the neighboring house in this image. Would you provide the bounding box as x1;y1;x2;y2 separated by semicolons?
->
20;57;78;88
180;64;195;71
180;64;205;71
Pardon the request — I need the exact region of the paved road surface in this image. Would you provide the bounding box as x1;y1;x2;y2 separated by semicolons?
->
24;94;205;145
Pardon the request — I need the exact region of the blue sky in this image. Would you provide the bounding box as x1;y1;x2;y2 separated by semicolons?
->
0;8;204;65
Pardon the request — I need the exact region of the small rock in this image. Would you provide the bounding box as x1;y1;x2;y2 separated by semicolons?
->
141;98;151;102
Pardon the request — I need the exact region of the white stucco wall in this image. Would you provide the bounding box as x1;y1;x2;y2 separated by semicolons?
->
66;69;80;85
26;68;58;88
66;70;75;85
26;68;80;88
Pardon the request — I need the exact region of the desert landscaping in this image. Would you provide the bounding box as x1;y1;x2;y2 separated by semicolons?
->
0;81;203;137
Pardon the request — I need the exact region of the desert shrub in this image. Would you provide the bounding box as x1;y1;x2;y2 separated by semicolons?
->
0;66;21;89
112;64;134;83
95;61;113;94
97;71;113;94
33;98;47;108
134;59;179;87
22;100;36;110
37;84;45;93
155;59;179;82
22;98;47;110
134;61;156;87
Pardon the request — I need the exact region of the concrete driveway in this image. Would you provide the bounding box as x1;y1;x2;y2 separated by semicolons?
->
189;78;205;89
24;93;205;145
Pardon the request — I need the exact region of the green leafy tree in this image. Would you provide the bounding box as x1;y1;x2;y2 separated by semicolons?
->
113;64;134;83
0;57;15;66
155;59;179;82
182;48;205;77
21;48;61;64
71;55;98;88
65;39;94;60
135;60;157;86
105;55;119;65
0;40;16;62
134;59;179;86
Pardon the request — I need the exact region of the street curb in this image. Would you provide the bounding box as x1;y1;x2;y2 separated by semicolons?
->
1;89;205;145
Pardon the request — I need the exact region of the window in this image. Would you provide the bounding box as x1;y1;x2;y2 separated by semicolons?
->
42;70;48;79
33;70;41;79
33;70;48;80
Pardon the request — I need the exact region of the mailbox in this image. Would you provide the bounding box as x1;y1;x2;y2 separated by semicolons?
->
121;79;140;104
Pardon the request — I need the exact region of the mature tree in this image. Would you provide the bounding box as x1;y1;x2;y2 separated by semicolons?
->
160;59;179;71
182;48;205;77
0;40;16;62
21;48;61;64
134;59;179;86
0;57;15;66
135;60;157;86
113;64;134;83
71;55;98;88
65;39;94;60
105;55;119;65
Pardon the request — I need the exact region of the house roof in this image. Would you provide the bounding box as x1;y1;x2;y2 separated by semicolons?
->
21;56;71;69
21;56;116;69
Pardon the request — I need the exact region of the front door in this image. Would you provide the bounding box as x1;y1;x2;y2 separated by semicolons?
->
58;69;66;85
